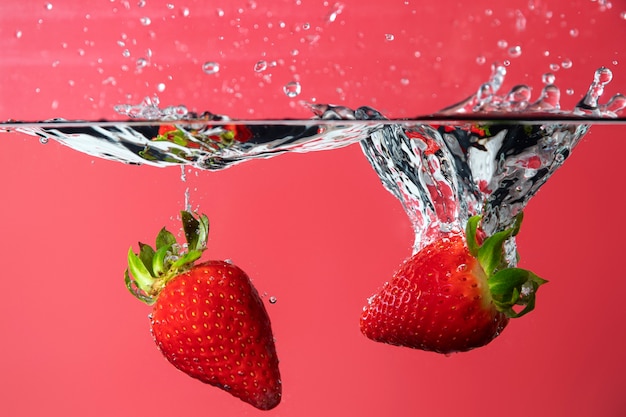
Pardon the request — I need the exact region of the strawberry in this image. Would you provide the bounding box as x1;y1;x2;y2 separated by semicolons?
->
360;213;546;354
125;211;281;410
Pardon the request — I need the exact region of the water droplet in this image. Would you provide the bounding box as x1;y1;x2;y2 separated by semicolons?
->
497;39;508;49
122;49;131;58
549;63;560;72
561;58;573;69
542;72;556;85
181;7;190;17
136;58;148;70
254;60;268;72
621;11;626;20
566;88;574;95
508;45;522;58
39;137;49;144
140;16;151;26
385;33;395;41
569;28;579;37
594;66;613;84
283;81;301;98
15;30;23;39
400;78;410;86
515;10;526;31
476;55;486;65
555;152;565;163
157;83;166;92
45;3;53;11
269;296;277;304
327;2;345;23
202;61;220;74
216;8;225;17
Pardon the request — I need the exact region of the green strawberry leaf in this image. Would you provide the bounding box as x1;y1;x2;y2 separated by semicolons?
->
466;215;481;257
138;242;155;276
156;227;177;250
181;210;209;252
171;249;203;270
488;267;547;318
127;247;154;293
477;228;514;276
125;269;155;305
476;212;524;276
467;211;546;319
125;212;212;304
152;243;173;277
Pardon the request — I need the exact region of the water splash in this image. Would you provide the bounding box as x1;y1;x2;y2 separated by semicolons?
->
9;66;625;254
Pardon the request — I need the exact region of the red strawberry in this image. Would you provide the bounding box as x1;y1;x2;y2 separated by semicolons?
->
125;211;281;410
360;213;546;354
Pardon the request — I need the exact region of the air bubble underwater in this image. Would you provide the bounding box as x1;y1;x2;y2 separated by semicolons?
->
283;81;302;98
202;61;220;75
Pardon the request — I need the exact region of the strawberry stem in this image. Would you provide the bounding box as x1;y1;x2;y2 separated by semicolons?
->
125;211;210;305
466;213;547;319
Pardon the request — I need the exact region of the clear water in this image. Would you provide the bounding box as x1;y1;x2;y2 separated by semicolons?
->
4;65;624;258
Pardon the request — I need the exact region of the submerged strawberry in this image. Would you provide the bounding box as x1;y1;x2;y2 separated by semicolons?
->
125;212;281;410
360;213;546;354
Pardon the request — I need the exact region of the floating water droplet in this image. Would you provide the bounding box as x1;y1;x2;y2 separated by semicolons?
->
15;30;23;39
283;81;301;98
254;60;268;72
566;88;574;95
385;33;395;41
549;63;560;72
595;66;613;84
181;7;190;17
508;45;522;58
216;8;225;17
140;16;151;26
39;137;49;144
569;28;579;37
476;55;486;65
45;3;53;10
561;58;573;69
515;10;526;31
542;72;556;85
497;39;508;49
202;61;220;74
157;83;166;92
122;49;131;58
400;78;410;86
327;2;345;23
269;296;277;304
136;58;148;70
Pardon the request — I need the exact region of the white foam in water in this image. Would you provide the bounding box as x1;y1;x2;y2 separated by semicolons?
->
6;66;626;254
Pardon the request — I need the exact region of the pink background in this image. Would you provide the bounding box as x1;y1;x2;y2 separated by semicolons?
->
1;1;626;417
